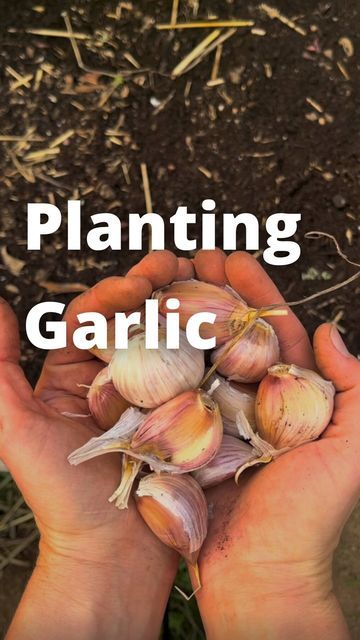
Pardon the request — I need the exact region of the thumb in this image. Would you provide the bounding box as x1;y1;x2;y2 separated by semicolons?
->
313;323;360;393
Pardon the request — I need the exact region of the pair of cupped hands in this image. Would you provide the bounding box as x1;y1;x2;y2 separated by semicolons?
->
1;249;359;640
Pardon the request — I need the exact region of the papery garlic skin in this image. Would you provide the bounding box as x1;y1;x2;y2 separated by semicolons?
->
109;327;204;409
255;363;335;449
88;367;130;430
212;319;280;383
68;407;146;466
204;374;256;436
135;473;208;565
130;389;223;472
193;435;257;489
154;279;250;346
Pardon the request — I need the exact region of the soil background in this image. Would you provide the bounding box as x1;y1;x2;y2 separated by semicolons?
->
0;0;359;637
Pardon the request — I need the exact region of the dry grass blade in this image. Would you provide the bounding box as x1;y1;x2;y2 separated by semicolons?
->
182;28;237;76
6;149;35;182
140;163;153;252
170;0;180;26
0;246;26;276
26;28;90;39
39;281;89;294
0;512;34;533
0;530;39;571
157;20;254;30
0;496;24;529
49;129;75;148
259;4;307;36
172;29;221;78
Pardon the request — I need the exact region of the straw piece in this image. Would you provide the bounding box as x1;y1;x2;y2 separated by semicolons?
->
183;28;236;75
140;163;153;252
260;4;306;36
49;129;75;148
26;28;89;39
172;29;221;77
157;20;254;30
170;0;180;27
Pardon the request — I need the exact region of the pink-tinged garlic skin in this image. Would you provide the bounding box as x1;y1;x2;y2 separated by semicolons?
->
255;364;335;449
204;374;256;436
154;279;249;345
212;319;280;383
109;327;205;409
88;367;129;430
135;473;208;565
131;389;223;472
193;435;257;489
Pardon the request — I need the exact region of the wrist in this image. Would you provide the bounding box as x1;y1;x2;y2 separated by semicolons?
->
197;560;350;640
7;529;178;640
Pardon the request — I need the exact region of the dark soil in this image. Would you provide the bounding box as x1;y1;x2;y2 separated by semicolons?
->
0;0;359;637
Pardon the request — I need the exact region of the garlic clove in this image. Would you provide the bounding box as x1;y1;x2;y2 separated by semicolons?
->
203;373;256;436
130;389;223;473
68;388;223;475
212;319;280;383
255;363;335;449
154;279;250;345
87;366;130;430
109;326;205;409
68;407;146;466
193;434;257;489
135;473;208;566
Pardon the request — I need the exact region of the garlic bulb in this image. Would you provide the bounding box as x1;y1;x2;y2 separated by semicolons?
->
88;367;129;430
204;374;256;437
212;319;280;383
255;363;335;449
109;326;204;408
135;473;208;566
154;279;249;346
193;435;257;489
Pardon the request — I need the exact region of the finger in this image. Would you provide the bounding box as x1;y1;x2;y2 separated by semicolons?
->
175;257;195;281
0;299;34;427
193;249;227;285
314;324;360;393
126;250;178;289
0;298;20;364
225;252;315;369
45;275;152;366
314;324;360;505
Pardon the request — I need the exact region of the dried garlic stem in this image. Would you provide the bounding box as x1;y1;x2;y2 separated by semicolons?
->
109;456;142;509
175;562;202;601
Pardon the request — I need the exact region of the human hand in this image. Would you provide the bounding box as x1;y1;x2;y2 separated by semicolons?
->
1;251;193;640
192;249;359;640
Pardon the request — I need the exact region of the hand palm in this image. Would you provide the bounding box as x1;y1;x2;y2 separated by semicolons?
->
191;250;360;597
0;253;185;552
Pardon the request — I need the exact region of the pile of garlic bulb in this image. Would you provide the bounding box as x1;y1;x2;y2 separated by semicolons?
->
69;280;335;589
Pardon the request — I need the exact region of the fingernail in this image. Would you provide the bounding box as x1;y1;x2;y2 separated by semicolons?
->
330;325;351;357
